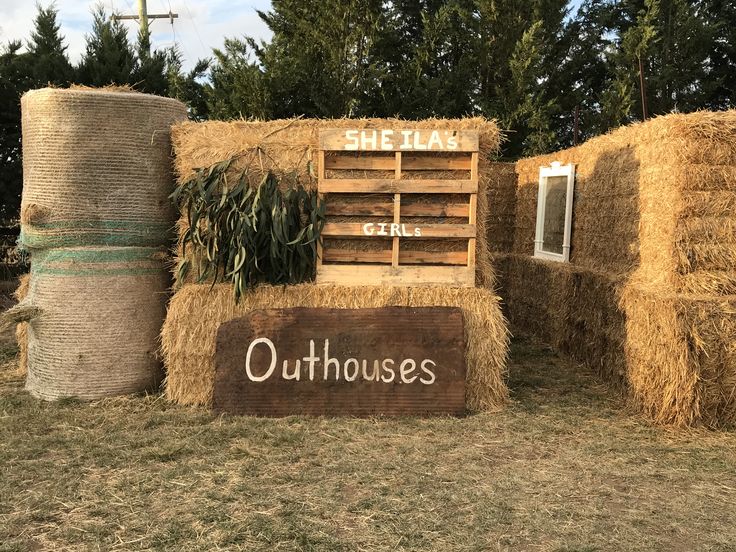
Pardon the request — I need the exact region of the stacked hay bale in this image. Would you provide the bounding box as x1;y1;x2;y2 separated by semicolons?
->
162;118;510;412
10;87;187;399
493;111;736;426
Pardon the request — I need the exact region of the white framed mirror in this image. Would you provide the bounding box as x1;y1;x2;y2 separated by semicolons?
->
534;162;575;262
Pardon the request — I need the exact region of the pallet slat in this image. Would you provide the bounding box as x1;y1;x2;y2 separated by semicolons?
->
322;223;476;239
319;179;477;194
320;129;479;152
316;265;475;286
322;249;468;265
325;201;469;218
325;155;472;171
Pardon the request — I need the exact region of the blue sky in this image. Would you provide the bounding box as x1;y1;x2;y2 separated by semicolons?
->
0;1;585;71
0;0;274;70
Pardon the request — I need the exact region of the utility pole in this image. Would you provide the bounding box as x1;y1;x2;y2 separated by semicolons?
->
111;0;178;54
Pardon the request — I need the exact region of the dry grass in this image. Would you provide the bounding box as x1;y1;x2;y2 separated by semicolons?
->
162;283;509;413
1;337;735;552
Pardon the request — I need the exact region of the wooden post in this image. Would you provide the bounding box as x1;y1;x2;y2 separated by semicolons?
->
317;150;325;269
392;152;401;267
110;0;178;49
467;152;478;269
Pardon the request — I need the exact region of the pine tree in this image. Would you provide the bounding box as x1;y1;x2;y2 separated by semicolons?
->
206;38;268;119
702;0;736;109
0;42;34;220
474;0;569;156
167;48;209;120
573;0;717;133
132;26;169;95
255;0;383;118
27;4;73;85
373;0;478;118
77;6;136;86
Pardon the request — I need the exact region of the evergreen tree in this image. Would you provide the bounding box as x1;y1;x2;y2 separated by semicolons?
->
570;0;717;134
474;0;569;156
376;0;478;118
702;0;736;109
0;42;34;220
132;26;169;95
77;6;136;86
206;38;269;119
167;48;210;120
27;3;73;85
255;0;383;118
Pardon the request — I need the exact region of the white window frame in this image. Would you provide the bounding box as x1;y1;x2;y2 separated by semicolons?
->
534;162;575;263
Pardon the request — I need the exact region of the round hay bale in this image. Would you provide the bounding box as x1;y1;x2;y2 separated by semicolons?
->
19;88;187;249
20;247;169;400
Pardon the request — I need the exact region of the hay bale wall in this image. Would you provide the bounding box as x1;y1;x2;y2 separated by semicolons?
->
486;162;517;254
492;111;736;427
162;283;509;413
171;117;502;288
512;111;736;294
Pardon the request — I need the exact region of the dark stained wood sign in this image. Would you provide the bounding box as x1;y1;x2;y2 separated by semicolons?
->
212;307;466;417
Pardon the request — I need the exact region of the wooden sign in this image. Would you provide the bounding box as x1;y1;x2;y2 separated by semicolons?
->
319;129;479;152
212;307;466;417
316;129;479;287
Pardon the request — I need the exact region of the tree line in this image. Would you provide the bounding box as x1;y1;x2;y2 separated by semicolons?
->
1;0;734;221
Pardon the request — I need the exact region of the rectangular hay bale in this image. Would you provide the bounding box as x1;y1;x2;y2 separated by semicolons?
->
161;283;510;413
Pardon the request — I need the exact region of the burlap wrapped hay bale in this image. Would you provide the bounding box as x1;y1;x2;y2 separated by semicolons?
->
161;283;510;412
171;117;503;288
3;247;169;400
19;88;187;249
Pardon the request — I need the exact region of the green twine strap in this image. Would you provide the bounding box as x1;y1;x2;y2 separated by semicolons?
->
20;220;173;249
31;247;167;277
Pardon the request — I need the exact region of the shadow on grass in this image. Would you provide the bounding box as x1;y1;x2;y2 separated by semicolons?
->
506;336;623;417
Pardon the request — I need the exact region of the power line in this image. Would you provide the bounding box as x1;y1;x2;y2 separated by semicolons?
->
111;0;179;54
181;0;207;52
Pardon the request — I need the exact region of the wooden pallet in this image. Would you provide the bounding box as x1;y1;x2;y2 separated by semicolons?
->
316;129;479;287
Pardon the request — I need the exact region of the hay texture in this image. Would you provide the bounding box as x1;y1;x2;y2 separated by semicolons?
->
20;88;187;249
171;117;502;288
162;283;509;412
485;162;517;255
495;110;736;427
8;247;169;400
14;274;29;377
513;110;736;295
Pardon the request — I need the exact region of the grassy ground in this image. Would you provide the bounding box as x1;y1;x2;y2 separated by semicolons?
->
1;337;735;552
